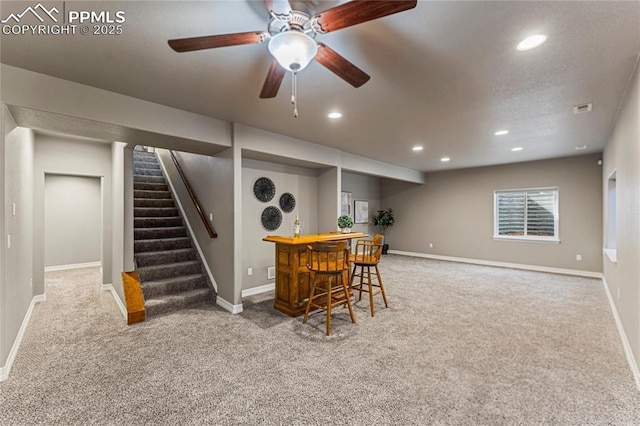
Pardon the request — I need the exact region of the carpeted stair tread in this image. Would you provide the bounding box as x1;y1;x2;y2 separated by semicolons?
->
134;189;173;199
137;260;203;281
134;207;180;217
134;160;161;169
134;198;175;208
133;164;160;171
140;274;208;299
135;248;198;266
135;216;183;228
134;237;192;252
133;155;158;162
134;226;188;239
144;287;213;317
134;182;169;191
134;175;166;184
134;167;163;177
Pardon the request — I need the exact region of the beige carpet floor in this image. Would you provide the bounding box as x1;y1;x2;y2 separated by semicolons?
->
1;255;639;425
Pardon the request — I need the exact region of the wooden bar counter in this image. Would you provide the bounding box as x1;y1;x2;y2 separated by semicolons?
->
263;232;368;317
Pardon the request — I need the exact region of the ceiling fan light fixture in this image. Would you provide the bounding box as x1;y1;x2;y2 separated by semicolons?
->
268;31;318;72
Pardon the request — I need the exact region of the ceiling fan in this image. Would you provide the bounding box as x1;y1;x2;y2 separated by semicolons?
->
168;0;417;116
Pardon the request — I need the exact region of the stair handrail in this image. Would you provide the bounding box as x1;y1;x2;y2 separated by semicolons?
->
169;150;218;239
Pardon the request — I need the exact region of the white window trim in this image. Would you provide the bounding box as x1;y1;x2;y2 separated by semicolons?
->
493;187;560;243
493;236;560;244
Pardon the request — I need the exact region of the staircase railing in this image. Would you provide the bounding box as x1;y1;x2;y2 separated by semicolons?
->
169;150;218;239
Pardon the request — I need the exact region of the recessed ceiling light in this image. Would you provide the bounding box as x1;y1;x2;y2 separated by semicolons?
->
440;157;450;162
575;145;588;151
511;147;523;152
495;130;509;136
327;112;342;119
412;146;423;151
517;34;547;51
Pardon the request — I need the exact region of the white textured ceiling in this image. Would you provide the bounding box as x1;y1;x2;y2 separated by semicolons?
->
1;0;639;171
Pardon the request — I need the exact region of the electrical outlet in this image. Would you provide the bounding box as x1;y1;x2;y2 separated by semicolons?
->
209;213;213;221
247;268;253;276
576;254;582;261
7;234;10;249
429;243;433;248
267;267;276;279
12;202;16;216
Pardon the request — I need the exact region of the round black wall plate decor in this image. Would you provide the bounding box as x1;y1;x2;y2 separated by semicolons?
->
253;177;276;202
261;206;282;231
279;192;296;213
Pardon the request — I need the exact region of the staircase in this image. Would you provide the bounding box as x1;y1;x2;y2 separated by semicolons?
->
133;149;215;318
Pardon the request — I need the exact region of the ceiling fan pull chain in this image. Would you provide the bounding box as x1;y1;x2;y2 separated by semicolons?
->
292;71;299;118
291;71;296;105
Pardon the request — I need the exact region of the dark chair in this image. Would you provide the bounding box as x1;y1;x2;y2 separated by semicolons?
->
303;241;356;335
349;234;388;316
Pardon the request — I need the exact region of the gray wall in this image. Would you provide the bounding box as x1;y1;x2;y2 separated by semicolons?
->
318;167;340;233
603;60;640;377
156;148;235;305
1;123;34;369
242;159;319;290
381;154;603;272
44;175;101;267
341;171;381;236
34;134;113;295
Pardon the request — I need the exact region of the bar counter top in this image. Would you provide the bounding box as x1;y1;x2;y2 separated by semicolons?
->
263;232;368;246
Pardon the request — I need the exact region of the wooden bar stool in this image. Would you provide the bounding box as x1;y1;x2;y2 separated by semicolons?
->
303;241;356;336
349;234;388;317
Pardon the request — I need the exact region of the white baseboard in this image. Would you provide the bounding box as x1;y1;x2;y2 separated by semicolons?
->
216;296;243;314
387;250;603;279
0;294;46;382
242;283;275;298
101;284;127;320
602;277;640;391
45;261;101;272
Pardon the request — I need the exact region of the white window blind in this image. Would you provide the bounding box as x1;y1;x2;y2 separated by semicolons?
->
494;188;558;241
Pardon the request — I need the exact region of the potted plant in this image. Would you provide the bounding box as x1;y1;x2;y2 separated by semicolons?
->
337;215;354;233
373;208;395;254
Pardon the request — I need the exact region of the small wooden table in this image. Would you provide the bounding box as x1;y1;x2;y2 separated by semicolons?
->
263;232;368;317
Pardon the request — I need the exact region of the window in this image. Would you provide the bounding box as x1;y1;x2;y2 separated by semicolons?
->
494;188;559;241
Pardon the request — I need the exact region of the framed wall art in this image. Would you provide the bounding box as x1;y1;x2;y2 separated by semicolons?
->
354;200;369;224
341;191;352;216
253;177;276;202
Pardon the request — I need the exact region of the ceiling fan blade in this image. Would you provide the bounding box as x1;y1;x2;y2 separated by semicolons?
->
259;60;287;98
312;0;417;34
262;0;293;20
168;31;267;52
315;43;370;88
